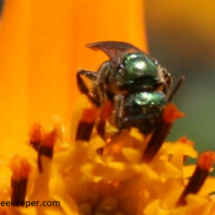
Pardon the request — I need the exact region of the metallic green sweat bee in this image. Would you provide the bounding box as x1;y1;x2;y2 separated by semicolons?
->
76;41;184;141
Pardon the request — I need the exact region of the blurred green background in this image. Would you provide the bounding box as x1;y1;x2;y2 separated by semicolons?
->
145;1;215;152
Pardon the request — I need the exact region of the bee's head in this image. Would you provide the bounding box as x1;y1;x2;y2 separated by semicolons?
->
112;52;161;89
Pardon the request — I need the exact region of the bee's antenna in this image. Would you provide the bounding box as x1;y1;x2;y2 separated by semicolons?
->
168;76;185;102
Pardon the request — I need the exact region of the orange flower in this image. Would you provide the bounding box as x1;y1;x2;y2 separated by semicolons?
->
0;0;147;143
1;1;215;215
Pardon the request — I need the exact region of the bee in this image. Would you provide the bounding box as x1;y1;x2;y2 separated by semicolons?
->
76;41;184;143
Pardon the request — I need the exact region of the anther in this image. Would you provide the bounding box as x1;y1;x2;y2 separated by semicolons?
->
29;122;44;151
75;108;98;141
177;151;215;206
143;103;185;162
10;155;31;205
37;129;57;173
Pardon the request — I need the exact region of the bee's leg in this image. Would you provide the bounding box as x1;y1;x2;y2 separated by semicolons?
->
96;101;114;139
123;115;151;122
95;62;111;103
95;116;107;155
96;95;124;155
78;69;98;80
166;75;173;95
77;70;101;107
167;76;185;102
95;102;115;155
161;68;172;97
114;94;125;129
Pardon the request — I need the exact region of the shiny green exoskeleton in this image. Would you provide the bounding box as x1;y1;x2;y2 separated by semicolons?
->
76;41;177;139
107;52;163;93
121;91;167;134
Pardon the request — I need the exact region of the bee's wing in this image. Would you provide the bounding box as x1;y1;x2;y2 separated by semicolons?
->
86;41;142;64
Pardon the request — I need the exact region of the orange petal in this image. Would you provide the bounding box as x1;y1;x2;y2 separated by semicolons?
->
0;0;147;143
